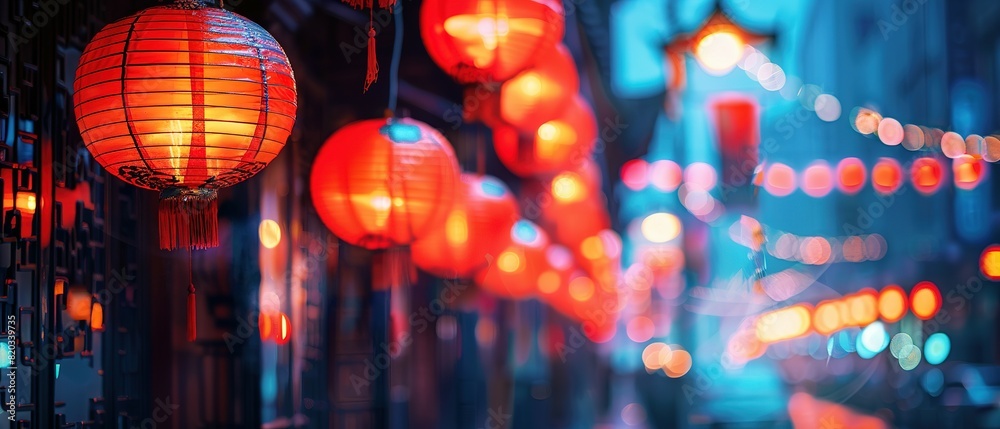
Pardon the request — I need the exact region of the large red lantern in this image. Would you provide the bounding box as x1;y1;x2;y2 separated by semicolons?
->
475;220;550;299
478;44;579;132
411;174;519;279
73;0;297;251
310;118;460;249
420;0;564;84
493;94;597;177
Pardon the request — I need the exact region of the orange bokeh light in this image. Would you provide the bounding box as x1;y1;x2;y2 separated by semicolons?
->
878;285;907;323
871;158;902;194
812;301;841;336
756;304;812;343
836;158;866;194
953;155;984;190
910;281;941;321
981;245;1000;281
910;157;943;195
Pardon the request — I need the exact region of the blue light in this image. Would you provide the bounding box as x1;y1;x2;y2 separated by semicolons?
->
512;220;538;243
381;122;422;143
857;322;888;359
922;368;945;396
924;333;951;365
480;179;507;197
0;343;8;369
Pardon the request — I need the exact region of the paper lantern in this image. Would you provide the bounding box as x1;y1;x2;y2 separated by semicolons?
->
492;94;597;177
525;162;610;249
872;158;902;194
910;157;943;195
421;0;564;84
411;174;519;279
475;220;550;298
310;118;460;249
953;155;985;190
478;44;579;132
74;1;296;250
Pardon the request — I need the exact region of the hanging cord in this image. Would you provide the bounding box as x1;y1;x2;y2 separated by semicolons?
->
187;248;197;342
386;3;403;115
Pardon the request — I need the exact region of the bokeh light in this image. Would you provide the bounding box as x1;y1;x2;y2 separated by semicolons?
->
683;162;718;191
640;212;682;243
259;219;282;249
981;245;1000;281
941;131;966;158
756;305;812;343
802;161;834;197
910;157;943;195
836;158;866;194
649;159;683;192
621;159;649;191
552;172;588;202
871;158;902;194
626;316;655;343
878;285;907;323
814;94;841;122
910;281;941;320
952;155;984;190
924;333;951;365
902;124;925;151
853;108;882;135
764;163;796;197
890;333;913;358
695;30;744;74
877;118;904;145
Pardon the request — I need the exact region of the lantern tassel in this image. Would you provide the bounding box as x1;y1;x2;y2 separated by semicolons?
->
158;188;219;250
187;283;197;342
365;25;379;92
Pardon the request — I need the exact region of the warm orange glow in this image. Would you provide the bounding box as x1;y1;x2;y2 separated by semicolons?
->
694;30;744;74
953;155;984;190
90;303;105;331
275;312;292;345
551;172;586;203
492;95;597;177
878;285;907;323
910;157;943;195
580;236;604;260
871;158;902;194
663;349;693;378
910;281;941;320
259;311;274;341
66;286;93;322
259;219;282;249
756;305;811;343
537;270;562;294
642;343;668;372
482;44;579;132
764;163;796;197
848;289;880;327
497;251;522;273
568;276;595;301
837;158;866;194
310;119;460;250
854;109;882;135
54;279;65;297
3;193;37;214
981;245;1000;281
812;301;842;336
640;212;682;243
422;0;564;84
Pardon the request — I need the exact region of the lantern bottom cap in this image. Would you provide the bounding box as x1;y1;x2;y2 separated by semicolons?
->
158;188;219;251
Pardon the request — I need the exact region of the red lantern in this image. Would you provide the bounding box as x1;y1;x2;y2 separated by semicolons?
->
310;118;460;249
524;161;610;249
872;158;902;194
475;220;550;299
420;0;564;84
411;174;519;279
73;0;297;250
478;44;579;132
492;94;597;177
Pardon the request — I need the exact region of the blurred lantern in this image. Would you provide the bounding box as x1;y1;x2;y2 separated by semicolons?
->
836;158;866;195
475;220;550;298
420;0;564;84
910;157;944;195
878;285;908;323
910;281;941;321
577;229;622;292
73;0;297;251
872;158;902;194
90;303;105;331
802;161;833;197
66;286;93;322
527;173;611;250
764;163;796;197
412;174;519;279
492;94;597;177
259;311;275;340
478;44;579;132
310;118;460;250
259;219;282;249
953;155;985;190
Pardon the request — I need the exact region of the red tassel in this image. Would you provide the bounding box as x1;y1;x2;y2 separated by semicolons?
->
158;188;219;250
365;26;379;92
187;284;197;342
341;0;372;8
378;0;396;9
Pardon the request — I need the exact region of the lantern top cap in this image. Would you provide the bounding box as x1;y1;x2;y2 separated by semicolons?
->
169;0;218;10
